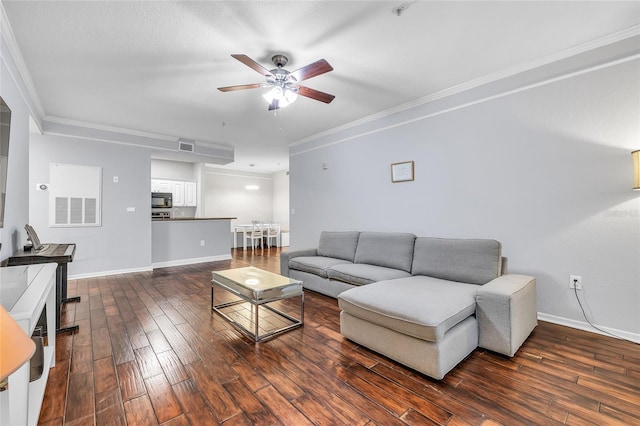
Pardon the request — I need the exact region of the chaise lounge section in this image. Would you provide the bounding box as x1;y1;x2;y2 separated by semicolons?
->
281;231;537;379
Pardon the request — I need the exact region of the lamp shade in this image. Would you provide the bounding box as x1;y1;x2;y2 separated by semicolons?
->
262;86;298;108
0;305;36;380
633;150;640;191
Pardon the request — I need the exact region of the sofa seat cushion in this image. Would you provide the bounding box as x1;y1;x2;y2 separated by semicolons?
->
288;256;353;278
327;263;411;286
338;276;479;342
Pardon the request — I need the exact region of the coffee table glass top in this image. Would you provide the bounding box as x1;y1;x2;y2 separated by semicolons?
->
212;266;302;302
211;266;304;342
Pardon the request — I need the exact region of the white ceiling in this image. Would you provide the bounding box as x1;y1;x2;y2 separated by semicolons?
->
3;1;639;172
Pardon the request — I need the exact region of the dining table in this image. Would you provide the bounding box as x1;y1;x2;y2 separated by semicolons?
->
233;223;280;250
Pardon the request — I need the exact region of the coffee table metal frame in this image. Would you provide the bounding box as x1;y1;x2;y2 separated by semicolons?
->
211;267;304;342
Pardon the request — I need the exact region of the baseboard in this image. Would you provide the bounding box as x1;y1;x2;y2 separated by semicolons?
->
69;265;153;280
152;254;232;269
68;254;233;279
537;312;640;344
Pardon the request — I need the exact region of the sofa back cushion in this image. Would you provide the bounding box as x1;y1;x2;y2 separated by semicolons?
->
317;231;360;262
412;237;502;285
354;232;416;272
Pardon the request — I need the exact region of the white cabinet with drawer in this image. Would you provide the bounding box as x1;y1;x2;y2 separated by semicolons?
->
0;263;57;426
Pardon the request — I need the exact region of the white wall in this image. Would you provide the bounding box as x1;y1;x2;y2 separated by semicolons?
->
29;133;153;277
202;167;276;246
272;170;290;231
151;158;198;217
151;158;198;180
289;56;640;338
0;37;31;260
153;162;289;244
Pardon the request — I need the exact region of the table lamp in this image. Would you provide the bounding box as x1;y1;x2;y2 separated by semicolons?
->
0;305;36;390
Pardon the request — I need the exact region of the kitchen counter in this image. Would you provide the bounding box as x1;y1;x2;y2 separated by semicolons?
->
151;217;236;268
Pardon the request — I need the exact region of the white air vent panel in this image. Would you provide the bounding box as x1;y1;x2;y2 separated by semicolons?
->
178;139;194;153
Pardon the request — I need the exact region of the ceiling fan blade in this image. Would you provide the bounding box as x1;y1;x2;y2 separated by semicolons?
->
217;83;262;92
297;86;335;104
289;59;333;82
268;99;280;111
231;54;274;77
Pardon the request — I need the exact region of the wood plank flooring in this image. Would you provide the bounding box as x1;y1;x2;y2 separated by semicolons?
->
38;248;640;425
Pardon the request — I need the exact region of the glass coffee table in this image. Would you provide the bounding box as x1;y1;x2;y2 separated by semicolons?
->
211;266;303;342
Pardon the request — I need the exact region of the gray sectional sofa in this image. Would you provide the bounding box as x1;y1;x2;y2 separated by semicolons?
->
280;231;537;379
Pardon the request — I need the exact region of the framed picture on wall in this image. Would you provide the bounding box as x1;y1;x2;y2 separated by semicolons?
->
391;161;414;183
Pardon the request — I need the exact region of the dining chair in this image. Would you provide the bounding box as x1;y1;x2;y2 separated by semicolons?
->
245;220;264;250
264;219;279;248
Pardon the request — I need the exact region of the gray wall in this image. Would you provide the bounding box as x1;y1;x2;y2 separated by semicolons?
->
0;40;31;261
151;219;230;265
289;57;640;338
29;133;152;277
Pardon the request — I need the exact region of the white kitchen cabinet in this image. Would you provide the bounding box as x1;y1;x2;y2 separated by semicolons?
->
153;179;197;206
172;181;185;206
151;179;172;193
184;181;197;207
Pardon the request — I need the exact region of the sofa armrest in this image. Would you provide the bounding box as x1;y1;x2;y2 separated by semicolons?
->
476;274;537;357
280;248;318;276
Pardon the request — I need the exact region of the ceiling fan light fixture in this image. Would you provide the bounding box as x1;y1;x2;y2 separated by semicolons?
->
219;54;334;110
262;86;298;108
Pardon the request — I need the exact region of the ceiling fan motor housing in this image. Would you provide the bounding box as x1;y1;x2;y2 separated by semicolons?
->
271;54;289;68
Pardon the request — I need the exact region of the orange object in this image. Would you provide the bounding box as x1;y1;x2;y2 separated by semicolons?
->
0;305;36;380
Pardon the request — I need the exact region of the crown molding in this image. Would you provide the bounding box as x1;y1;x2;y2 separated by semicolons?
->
0;2;45;120
42;116;234;165
292;52;640;157
203;169;273;180
290;24;640;149
42;115;234;152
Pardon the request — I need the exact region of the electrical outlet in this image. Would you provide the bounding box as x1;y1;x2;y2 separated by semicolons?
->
569;275;582;290
200;240;205;246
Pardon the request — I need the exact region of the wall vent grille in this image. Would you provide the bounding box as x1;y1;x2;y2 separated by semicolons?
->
55;197;98;225
178;139;195;153
49;163;102;227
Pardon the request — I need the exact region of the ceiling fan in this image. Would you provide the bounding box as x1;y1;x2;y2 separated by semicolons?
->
218;54;335;111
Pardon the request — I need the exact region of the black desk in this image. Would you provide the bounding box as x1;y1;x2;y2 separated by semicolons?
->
8;243;78;334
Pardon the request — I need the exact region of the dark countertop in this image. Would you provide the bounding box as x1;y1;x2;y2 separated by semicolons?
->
152;217;237;222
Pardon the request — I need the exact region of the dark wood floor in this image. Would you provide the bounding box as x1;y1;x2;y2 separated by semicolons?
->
38;248;640;425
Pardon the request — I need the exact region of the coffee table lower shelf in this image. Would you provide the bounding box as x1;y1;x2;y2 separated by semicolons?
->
211;290;304;342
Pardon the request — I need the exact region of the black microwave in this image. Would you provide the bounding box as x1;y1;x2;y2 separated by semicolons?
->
152;192;172;208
